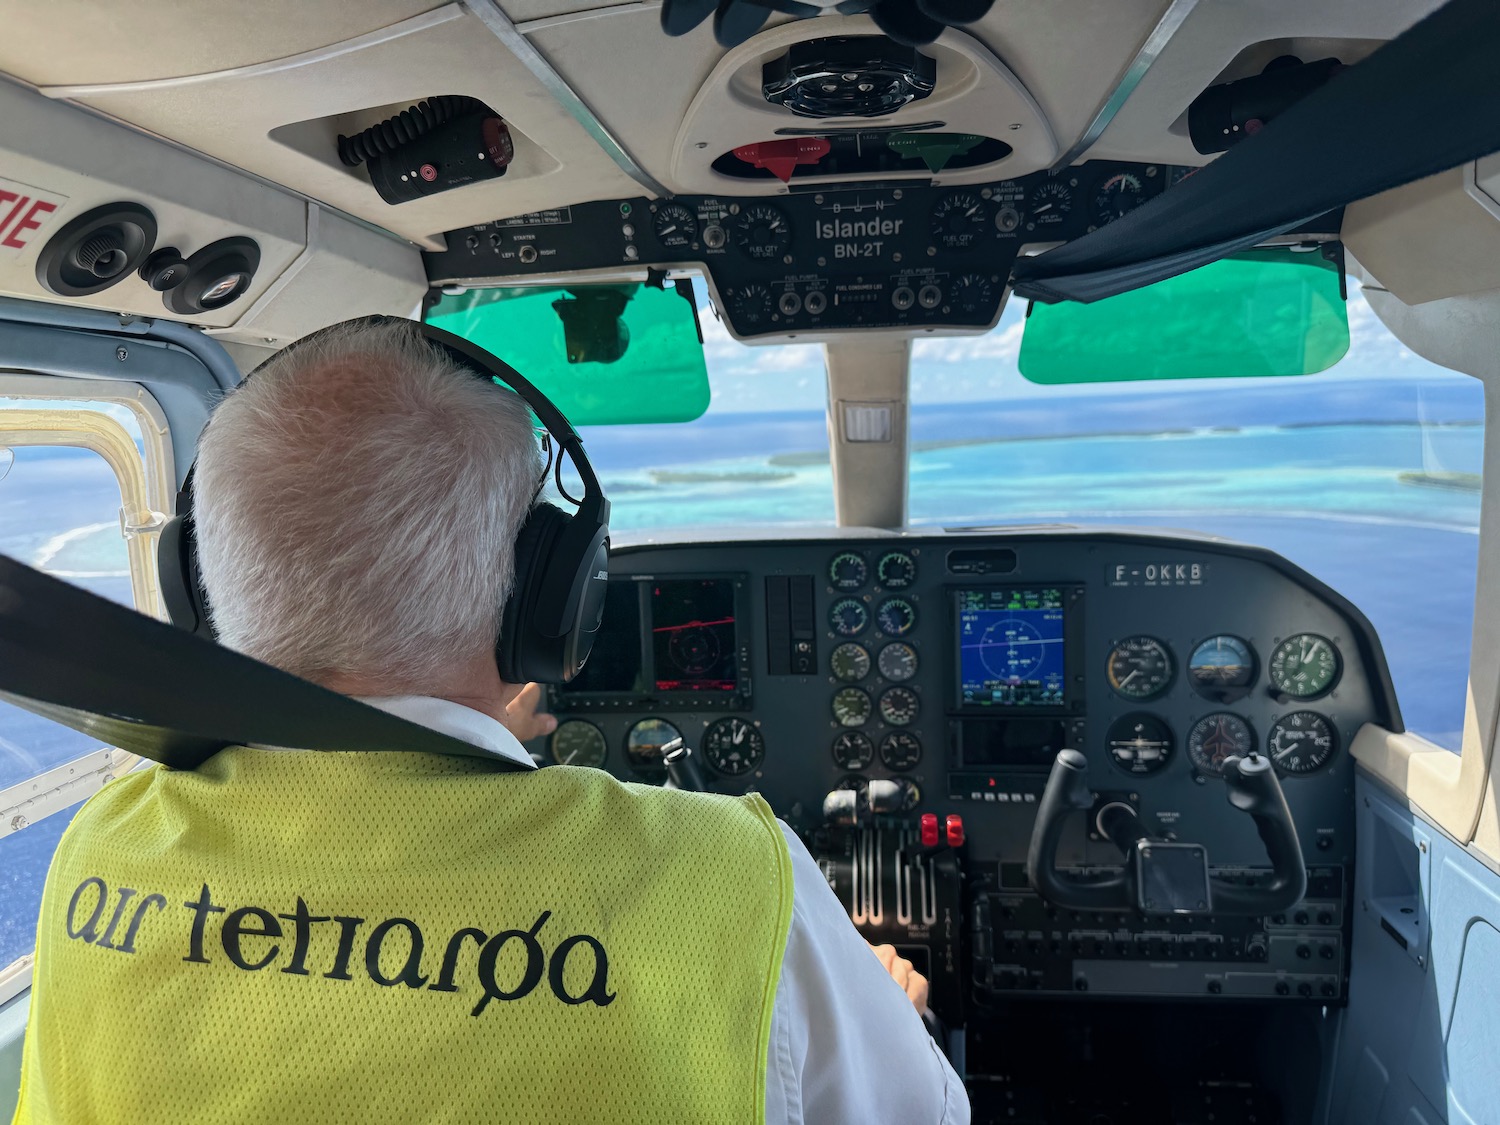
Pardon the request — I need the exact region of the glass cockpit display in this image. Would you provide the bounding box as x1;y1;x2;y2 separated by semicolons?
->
554;575;747;707
651;578;738;693
956;587;1068;707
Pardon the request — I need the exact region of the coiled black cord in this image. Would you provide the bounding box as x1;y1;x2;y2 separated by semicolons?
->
337;96;488;167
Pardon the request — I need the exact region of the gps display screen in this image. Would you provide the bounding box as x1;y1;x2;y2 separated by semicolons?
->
956;587;1067;707
651;578;738;693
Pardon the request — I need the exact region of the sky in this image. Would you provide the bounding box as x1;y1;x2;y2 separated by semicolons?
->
692;274;1463;416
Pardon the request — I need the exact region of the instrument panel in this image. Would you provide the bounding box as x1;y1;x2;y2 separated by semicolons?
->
424;161;1187;338
544;531;1396;1017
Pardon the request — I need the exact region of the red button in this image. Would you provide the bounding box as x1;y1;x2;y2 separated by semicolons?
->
945;814;965;848
920;813;940;849
419;163;438;182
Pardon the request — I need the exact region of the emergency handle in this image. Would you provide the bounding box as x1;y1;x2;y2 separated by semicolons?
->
1026;748;1308;916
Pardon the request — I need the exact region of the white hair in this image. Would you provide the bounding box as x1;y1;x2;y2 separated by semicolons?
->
193;319;542;691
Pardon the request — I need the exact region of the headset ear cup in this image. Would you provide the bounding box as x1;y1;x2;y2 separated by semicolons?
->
157;513;214;638
497;504;570;684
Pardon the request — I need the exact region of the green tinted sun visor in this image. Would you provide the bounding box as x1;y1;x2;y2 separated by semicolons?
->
425;281;710;424
1017;247;1350;385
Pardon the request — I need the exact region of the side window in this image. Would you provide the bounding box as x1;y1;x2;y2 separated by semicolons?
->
0;396;166;985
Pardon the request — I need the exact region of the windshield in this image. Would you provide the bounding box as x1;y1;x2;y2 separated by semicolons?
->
553;277;1480;752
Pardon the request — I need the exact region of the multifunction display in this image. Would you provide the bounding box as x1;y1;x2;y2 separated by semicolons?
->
956;587;1067;707
553;575;749;709
651;578;738;693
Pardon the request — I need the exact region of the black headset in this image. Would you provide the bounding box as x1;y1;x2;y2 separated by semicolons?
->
156;316;611;686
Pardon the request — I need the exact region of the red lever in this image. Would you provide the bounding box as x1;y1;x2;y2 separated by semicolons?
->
945;814;965;848
731;138;830;184
920;812;940;849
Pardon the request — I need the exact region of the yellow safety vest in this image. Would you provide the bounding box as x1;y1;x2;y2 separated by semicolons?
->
14;749;794;1124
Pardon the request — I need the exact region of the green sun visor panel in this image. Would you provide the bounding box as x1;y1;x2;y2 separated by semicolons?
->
1017;248;1350;385
425;281;710;424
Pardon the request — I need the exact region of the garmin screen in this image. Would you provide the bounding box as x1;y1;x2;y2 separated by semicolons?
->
651;578;738;693
956;587;1067;707
557;580;646;694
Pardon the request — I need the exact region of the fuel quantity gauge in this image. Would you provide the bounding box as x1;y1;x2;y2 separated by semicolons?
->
930;192;989;251
652;202;699;248
732;204;791;260
1028;180;1073;228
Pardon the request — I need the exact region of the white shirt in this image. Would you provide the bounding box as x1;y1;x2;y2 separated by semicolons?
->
360;695;969;1125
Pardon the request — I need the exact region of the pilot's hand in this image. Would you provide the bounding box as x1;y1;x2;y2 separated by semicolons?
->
869;942;929;1013
503;682;558;742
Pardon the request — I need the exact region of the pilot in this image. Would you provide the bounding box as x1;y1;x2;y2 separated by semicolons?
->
14;319;968;1124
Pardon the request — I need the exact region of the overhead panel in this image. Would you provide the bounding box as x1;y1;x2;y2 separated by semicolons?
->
39;5;643;248
667;16;1057;194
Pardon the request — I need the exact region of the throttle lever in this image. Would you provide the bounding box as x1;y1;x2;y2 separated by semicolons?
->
662;738;708;792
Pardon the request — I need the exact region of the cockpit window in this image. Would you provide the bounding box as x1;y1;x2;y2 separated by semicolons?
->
541;278;834;529
908;281;1481;751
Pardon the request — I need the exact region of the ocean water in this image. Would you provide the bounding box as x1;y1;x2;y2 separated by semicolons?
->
0;376;1485;968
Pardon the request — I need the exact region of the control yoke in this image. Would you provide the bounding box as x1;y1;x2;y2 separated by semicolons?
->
1026;749;1307;916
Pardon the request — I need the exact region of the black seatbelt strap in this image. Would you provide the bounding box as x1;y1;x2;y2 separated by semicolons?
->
1012;0;1500;303
0;555;530;772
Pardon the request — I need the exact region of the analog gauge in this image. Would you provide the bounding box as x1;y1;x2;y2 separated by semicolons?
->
832;730;875;770
891;777;922;812
877;642;919;682
879;731;923;772
549;719;608;768
702;716;765;776
1186;713;1254;778
1268;634;1342;700
1188;635;1258;702
950;274;995;315
1090;172;1146;227
832;687;873;727
729;284;773;328
876;550;917;589
1028;180;1073;228
625;717;681;782
831;642;872;683
652;202;699;249
836;774;870;804
829;597;870;637
1107;636;1174;701
732;204;791;260
1105;713;1173;776
929;192;989;252
828;551;868;590
1267;711;1338;775
878;686;920;727
877;597;917;637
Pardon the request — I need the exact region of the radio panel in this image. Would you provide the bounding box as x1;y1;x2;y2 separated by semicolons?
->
424;162;1185;337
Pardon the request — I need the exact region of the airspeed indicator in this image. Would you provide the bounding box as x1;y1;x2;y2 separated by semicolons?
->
1107;636;1173;700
